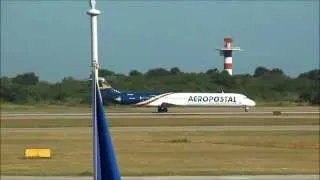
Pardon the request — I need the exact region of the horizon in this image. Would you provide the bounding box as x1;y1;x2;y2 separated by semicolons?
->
1;66;318;83
1;1;319;82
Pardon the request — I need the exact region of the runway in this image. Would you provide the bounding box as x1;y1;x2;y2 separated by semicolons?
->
110;125;319;132
1;111;319;119
2;175;319;180
2;125;318;133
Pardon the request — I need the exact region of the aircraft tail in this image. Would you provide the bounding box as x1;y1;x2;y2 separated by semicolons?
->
97;77;121;98
97;77;113;90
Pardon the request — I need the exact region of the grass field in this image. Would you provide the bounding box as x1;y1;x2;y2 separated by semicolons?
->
1;117;319;128
1;127;319;176
1;115;319;176
1;104;319;176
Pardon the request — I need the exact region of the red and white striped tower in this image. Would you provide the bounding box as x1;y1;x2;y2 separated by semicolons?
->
216;37;241;75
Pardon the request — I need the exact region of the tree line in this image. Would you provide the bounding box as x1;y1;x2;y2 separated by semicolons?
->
1;67;319;105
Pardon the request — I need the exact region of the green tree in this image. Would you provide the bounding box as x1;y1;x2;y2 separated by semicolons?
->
1;67;319;105
98;69;115;77
12;72;39;85
211;71;235;89
206;68;219;75
129;70;143;76
298;69;320;80
146;68;170;77
170;67;181;75
253;66;270;77
270;68;285;76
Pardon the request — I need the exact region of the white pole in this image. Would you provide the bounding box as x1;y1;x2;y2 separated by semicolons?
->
87;1;101;179
88;0;100;81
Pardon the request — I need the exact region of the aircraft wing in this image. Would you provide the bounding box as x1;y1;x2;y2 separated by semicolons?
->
135;92;175;107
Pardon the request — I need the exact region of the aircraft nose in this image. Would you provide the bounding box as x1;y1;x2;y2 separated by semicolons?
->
246;98;256;106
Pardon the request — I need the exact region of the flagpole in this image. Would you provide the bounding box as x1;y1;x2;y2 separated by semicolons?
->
87;1;100;179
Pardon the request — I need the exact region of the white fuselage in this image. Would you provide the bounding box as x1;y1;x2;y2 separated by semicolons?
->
140;92;256;107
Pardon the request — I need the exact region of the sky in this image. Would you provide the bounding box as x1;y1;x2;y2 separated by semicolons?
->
1;0;319;82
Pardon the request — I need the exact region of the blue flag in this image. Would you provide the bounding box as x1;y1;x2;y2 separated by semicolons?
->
93;80;121;180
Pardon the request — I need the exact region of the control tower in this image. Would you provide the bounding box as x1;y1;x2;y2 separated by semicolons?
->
216;37;241;75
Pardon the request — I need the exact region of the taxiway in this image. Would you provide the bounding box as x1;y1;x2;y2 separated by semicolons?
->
1;111;319;120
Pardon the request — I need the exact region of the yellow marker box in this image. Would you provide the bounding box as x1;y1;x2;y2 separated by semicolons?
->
25;148;52;158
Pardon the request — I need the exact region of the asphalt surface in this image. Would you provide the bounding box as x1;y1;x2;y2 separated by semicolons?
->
110;125;319;132
1;125;318;133
1;111;319;119
1;175;319;180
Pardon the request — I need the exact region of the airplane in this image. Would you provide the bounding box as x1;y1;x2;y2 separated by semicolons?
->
98;77;256;113
98;77;161;105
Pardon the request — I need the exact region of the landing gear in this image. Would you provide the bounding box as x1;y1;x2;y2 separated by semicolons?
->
157;106;168;113
244;106;249;112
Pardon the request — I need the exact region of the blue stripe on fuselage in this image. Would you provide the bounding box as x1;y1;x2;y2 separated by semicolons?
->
121;92;160;104
100;88;160;105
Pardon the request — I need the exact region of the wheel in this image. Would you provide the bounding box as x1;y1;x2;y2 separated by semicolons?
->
244;106;249;112
163;107;168;112
157;106;168;113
